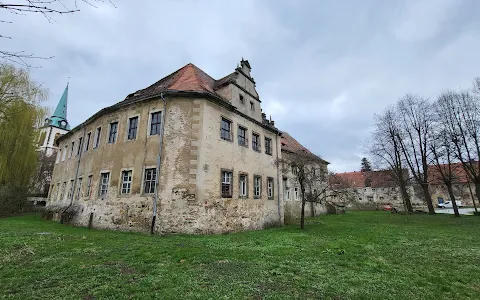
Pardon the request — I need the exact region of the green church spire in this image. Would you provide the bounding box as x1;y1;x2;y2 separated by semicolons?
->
50;84;70;130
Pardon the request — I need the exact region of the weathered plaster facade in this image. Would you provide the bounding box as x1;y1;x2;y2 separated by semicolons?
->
47;60;293;234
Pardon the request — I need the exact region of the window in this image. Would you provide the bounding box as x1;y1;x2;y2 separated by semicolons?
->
108;122;118;143
221;170;233;198
76;178;83;199
367;196;374;202
62;145;67;161
150;112;162;135
265;137;272;155
67;179;74;200
121;170;132;194
292;166;298;175
70;141;75;158
221;118;232;141
267;177;274;199
127;116;138;140
252;133;261;152
144;168;157;194
294;187;299;200
239;174;248;197
86;175;93;198
99;172;110;197
77;137;83;156
84;132;91;152
94;127;101;148
250;101;254;111
239;94;244;104
60;182;66;200
238;126;248;147
254;175;261;198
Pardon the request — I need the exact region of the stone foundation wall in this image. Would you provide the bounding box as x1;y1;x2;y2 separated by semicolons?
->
284;200;326;224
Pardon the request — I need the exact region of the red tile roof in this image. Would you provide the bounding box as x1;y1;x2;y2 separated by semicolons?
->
123;63;240;104
428;162;473;184
280;132;328;164
331;170;399;188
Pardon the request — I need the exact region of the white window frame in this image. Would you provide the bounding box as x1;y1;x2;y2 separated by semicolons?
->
76;177;83;199
99;172;110;198
120;169;133;194
294;187;299;201
267;177;274;199
239;173;248;197
254;175;261;199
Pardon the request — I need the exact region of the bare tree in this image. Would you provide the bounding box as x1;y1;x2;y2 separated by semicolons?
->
368;107;413;213
430;97;462;216
1;1;114;66
396;94;435;214
437;87;480;208
277;151;329;229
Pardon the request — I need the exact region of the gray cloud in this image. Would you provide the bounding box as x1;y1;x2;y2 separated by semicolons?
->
3;0;480;172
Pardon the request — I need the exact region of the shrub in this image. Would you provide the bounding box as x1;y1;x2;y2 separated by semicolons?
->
0;185;32;217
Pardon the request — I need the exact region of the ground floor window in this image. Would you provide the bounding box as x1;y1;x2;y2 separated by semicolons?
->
239;174;248;197
121;170;132;194
267;177;274;199
144;168;157;194
254;175;261;199
100;172;110;197
221;170;233;198
76;178;83;199
86;175;93;198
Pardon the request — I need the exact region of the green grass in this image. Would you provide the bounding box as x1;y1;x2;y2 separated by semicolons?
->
1;212;480;300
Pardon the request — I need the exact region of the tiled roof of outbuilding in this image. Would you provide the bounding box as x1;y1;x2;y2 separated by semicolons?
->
280;132;329;164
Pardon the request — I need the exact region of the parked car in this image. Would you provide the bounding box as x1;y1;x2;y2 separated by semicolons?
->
438;201;463;208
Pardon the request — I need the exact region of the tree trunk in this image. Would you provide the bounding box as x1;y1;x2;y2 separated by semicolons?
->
467;183;478;214
475;182;480;209
421;184;435;215
300;198;306;229
446;183;460;217
399;181;413;213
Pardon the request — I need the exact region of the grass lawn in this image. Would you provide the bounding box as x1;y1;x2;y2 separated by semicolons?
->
1;212;480;300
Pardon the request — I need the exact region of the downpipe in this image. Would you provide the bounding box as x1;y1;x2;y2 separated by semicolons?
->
151;93;167;234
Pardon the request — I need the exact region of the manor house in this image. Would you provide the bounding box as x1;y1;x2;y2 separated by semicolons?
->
47;59;328;234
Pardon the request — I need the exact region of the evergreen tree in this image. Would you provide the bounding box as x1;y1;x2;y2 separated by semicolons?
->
360;157;372;172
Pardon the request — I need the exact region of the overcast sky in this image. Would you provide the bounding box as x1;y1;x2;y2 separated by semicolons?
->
3;0;480;172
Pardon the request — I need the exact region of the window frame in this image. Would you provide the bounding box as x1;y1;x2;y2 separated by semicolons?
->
149;111;162;136
143;167;157;194
239;173;248;198
220;117;233;142
253;175;262;199
267;177;274;200
86;175;93;199
107;122;119;144
239;94;244;104
84;132;91;152
250;101;255;111
76;177;83;200
67;179;74;200
221;169;233;198
252;132;261;152
237;126;248;147
70;141;75;158
93;126;102;148
265;137;272;155
120;169;133;195
62;145;67;161
77;137;83;156
127;115;139;141
99;172;110;198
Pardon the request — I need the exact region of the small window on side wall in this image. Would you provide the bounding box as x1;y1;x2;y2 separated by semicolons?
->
239;94;244;104
250;101;255;111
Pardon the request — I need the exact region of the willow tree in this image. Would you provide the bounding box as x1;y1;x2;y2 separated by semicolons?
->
0;63;47;212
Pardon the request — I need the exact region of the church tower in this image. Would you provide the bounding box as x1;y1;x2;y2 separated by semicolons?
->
38;84;71;157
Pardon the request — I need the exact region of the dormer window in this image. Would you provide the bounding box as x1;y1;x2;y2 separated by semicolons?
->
250;101;254;111
239;94;244;104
